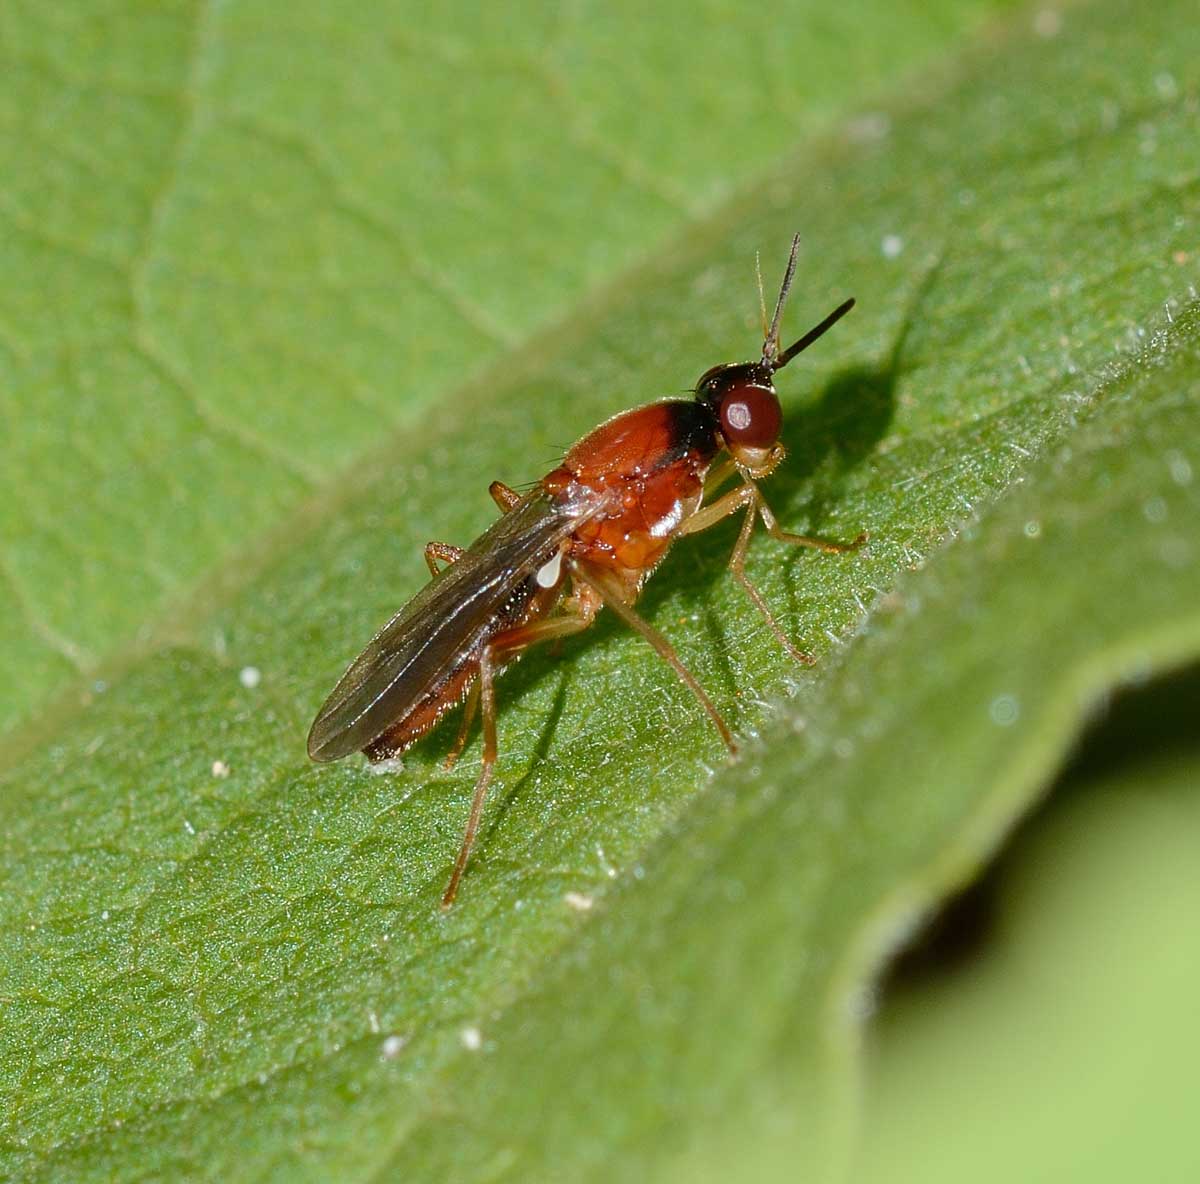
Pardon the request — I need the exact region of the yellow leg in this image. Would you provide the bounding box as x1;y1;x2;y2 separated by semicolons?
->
439;605;594;907
676;481;865;661
425;541;465;577
571;560;736;754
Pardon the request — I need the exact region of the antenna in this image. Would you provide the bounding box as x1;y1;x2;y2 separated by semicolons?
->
755;251;769;340
762;234;801;365
773;297;856;372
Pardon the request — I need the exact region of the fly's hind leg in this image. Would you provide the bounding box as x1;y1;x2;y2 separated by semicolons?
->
440;605;595;908
441;647;498;909
425;541;466;577
443;679;480;771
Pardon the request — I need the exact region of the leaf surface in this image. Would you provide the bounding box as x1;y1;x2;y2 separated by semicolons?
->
1;1;1198;1180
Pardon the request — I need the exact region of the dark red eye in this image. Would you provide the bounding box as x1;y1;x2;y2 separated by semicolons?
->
718;384;782;448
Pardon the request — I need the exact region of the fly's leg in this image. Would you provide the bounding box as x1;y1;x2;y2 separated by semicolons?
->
679;481;866;553
756;493;867;554
440;605;595;907
729;498;814;664
676;481;865;662
675;482;756;535
425;541;466;577
489;481;521;512
445;603;596;773
442;647;498;909
701;455;738;499
443;680;480;771
571;560;736;754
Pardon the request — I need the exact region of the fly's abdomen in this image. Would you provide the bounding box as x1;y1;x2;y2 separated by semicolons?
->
359;572;551;762
362;656;480;761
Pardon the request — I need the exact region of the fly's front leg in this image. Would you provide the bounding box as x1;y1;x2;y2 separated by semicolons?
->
425;541;466;577
755;495;868;554
571;560;736;753
675;482;756;536
727;497;813;665
439;603;595;907
701;455;739;499
675;485;814;665
676;481;865;663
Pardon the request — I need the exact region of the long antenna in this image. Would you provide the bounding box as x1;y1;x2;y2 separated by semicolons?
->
773;297;856;372
755;251;769;340
762;233;802;365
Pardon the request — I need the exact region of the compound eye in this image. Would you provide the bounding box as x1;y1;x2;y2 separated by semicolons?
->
719;383;782;448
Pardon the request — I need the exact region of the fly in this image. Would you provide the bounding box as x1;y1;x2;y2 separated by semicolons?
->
308;236;865;906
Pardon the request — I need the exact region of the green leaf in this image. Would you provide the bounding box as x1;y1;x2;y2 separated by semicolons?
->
2;1;1199;1181
857;671;1200;1184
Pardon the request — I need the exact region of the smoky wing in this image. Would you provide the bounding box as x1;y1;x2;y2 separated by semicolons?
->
307;489;597;762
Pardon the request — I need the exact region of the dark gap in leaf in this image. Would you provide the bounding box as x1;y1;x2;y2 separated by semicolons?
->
878;661;1200;994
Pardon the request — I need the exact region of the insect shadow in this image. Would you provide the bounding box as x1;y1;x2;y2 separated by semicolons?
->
774;258;935;527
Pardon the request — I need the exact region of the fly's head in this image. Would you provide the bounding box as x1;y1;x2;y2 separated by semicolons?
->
694;235;855;480
695;361;785;478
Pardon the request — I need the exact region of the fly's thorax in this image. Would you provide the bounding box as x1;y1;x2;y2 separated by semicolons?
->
563;453;708;583
553;399;721;489
540;398;718;582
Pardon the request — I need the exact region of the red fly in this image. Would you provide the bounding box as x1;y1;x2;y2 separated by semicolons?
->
308;236;864;906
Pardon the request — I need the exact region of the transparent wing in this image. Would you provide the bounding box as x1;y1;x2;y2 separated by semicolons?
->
307;489;598;761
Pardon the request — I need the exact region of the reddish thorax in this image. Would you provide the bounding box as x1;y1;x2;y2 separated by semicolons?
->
542;400;721;597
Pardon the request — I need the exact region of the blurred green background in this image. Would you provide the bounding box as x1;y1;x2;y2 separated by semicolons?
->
1;1;1197;1181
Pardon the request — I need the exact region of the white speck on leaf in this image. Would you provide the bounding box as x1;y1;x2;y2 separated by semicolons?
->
564;892;593;911
366;757;405;776
595;846;618;878
1033;9;1062;38
239;666;261;689
211;760;230;778
989;695;1020;726
1165;451;1192;487
1154;72;1179;100
461;1026;483;1051
381;1035;406;1059
881;234;904;259
1143;497;1168;524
